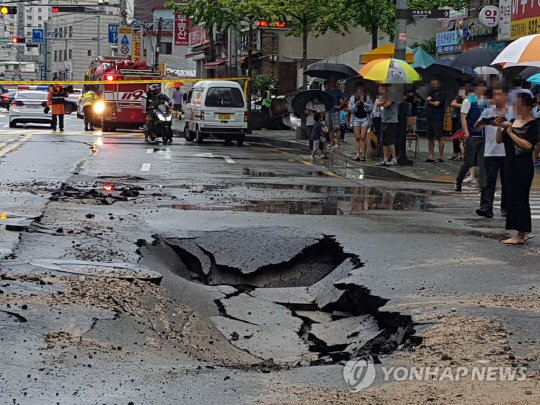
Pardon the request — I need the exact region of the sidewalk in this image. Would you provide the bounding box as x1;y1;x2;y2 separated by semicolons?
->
171;121;540;187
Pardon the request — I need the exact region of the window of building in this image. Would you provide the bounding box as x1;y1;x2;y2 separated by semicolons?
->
38;8;42;12
26;23;31;27
64;51;67;61
27;16;32;20
69;50;72;59
54;51;58;62
69;26;72;37
59;50;62;61
38;16;42;21
88;50;91;56
54;28;58;37
160;42;172;55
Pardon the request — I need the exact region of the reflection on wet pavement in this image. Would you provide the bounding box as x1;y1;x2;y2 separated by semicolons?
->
167;187;432;215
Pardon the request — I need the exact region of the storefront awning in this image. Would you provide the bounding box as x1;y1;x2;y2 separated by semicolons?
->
204;59;227;69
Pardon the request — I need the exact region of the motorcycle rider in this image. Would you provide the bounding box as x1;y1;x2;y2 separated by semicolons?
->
144;84;171;135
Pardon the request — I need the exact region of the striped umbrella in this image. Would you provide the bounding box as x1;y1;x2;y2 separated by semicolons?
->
359;58;420;84
491;34;540;68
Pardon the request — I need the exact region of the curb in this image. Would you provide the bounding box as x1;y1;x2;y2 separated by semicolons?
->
172;129;447;184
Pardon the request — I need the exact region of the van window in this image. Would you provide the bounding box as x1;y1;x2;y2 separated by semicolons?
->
205;87;244;108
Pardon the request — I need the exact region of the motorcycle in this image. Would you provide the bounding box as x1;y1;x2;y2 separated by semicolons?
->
145;102;173;144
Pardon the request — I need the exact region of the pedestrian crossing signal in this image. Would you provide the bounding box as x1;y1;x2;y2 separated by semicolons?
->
1;6;17;14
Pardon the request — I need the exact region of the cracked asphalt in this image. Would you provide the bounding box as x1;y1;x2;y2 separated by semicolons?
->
1;116;540;404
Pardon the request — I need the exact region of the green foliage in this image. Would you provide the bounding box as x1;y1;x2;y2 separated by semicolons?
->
344;0;469;47
412;38;436;57
251;74;279;98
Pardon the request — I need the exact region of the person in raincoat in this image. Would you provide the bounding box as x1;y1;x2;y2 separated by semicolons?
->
47;78;67;131
82;86;99;131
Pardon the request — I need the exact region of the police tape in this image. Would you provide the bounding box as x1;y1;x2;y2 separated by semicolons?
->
0;77;250;85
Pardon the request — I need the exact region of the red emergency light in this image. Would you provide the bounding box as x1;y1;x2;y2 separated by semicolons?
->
105;75;115;81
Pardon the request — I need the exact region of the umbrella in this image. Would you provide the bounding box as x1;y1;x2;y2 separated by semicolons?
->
450;48;500;69
526;73;540;85
360;44;415;64
411;47;436;69
165;82;184;89
492;34;540;68
448;128;465;141
359;58;420;84
303;62;359;80
291;90;334;118
519;66;540;79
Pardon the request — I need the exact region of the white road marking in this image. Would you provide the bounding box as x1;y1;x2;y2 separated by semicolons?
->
0;132;34;157
141;163;151;171
146;149;154;154
194;152;213;157
224;156;235;164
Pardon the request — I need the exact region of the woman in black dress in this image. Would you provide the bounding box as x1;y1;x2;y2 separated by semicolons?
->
496;92;538;245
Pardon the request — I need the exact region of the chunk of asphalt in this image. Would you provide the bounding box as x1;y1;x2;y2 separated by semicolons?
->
248;287;315;307
309;315;378;351
294;310;333;324
218;294;302;331
27;259;162;283
168;239;212;276
211;316;314;364
307;258;357;311
192;227;321;274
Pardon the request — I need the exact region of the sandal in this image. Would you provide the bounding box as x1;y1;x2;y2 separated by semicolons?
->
435;158;444;163
503;239;526;245
424;159;435;163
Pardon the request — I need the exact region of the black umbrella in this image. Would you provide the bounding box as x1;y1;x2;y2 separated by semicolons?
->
519;66;540;79
304;62;359;80
292;90;334;118
450;48;500;69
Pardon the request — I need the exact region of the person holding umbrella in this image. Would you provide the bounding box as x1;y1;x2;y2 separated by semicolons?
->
172;86;183;121
325;77;346;150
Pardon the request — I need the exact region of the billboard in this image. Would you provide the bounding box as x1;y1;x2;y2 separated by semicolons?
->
175;13;190;46
510;0;540;39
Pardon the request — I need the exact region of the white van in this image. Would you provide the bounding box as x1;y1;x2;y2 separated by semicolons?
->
183;80;248;145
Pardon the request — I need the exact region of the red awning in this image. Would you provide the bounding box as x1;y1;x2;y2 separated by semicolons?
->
204;59;226;69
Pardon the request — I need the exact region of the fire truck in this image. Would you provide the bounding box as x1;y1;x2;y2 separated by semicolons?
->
85;59;161;131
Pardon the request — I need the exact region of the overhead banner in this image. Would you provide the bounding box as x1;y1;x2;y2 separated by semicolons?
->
510;1;540;39
174;13;190;46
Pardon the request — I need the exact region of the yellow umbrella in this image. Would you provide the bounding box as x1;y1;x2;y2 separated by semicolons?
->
361;44;414;64
359;58;420;84
165;81;184;89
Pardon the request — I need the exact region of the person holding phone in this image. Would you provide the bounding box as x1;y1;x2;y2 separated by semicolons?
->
496;91;538;245
349;83;373;161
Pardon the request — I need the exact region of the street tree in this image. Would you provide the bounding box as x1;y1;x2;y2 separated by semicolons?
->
263;0;350;88
344;0;469;49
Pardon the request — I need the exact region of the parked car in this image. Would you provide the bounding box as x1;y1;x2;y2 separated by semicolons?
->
66;88;81;116
183;80;248;145
9;89;51;128
0;91;16;110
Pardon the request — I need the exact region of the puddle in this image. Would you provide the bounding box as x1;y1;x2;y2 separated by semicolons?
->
242;168;330;178
166;188;432;215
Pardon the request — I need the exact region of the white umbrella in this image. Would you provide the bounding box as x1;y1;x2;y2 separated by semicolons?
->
491;34;540;68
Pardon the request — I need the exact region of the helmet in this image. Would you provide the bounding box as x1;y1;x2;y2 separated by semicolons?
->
149;84;160;92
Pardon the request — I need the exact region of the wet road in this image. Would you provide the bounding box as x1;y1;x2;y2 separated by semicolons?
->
1;113;540;404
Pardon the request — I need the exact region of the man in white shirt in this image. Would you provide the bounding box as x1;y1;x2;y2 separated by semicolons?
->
474;87;507;218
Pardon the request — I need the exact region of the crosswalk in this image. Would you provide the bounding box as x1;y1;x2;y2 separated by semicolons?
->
460;188;540;220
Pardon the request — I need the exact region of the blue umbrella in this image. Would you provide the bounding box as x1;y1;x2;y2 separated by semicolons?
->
411;47;436;69
527;73;540;85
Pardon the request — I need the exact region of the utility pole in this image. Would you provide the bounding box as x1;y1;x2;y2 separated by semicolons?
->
227;25;238;77
154;17;163;70
394;0;407;61
394;0;412;165
97;15;101;57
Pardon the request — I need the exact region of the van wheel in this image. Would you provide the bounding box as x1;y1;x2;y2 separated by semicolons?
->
237;135;245;147
195;128;204;144
184;125;195;141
